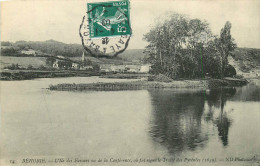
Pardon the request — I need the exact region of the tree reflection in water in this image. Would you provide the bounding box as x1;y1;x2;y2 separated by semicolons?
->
148;87;236;154
206;88;236;146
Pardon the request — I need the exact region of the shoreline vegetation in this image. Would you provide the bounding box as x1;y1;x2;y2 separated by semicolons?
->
100;73;150;79
0;70;249;90
49;77;248;91
0;70;100;80
0;70;151;80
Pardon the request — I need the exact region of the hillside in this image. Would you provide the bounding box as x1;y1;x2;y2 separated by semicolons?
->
1;40;145;64
1;40;84;57
1;40;259;73
231;48;260;72
0;56;46;69
118;49;146;62
1;40;145;60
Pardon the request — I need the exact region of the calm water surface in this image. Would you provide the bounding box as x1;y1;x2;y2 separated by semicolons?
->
1;77;259;165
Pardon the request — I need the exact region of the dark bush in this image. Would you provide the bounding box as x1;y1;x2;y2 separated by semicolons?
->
224;64;236;77
27;64;33;70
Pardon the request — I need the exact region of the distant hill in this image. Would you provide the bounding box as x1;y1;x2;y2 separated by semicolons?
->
0;56;46;69
1;40;259;72
118;49;146;62
1;40;84;57
1;40;146;63
231;48;260;72
1;40;147;67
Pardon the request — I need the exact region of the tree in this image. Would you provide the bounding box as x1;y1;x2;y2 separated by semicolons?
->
224;64;236;77
92;63;100;72
143;13;215;79
27;64;33;70
7;63;20;70
1;41;12;46
1;47;17;56
46;57;56;66
39;65;46;70
85;59;92;66
217;21;237;78
144;13;237;80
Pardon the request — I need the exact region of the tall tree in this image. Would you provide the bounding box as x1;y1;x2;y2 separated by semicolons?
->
218;21;237;78
143;13;214;79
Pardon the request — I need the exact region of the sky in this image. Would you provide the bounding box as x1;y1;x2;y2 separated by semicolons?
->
1;0;260;49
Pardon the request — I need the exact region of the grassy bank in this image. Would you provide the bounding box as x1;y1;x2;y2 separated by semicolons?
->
0;70;100;80
100;73;150;79
49;78;248;91
0;70;150;81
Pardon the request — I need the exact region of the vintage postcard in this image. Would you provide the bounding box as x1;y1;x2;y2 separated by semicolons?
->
1;0;259;166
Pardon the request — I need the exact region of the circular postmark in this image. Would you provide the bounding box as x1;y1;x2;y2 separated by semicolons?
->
79;1;132;57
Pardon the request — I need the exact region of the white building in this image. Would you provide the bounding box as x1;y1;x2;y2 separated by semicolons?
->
21;49;36;56
110;65;125;72
125;65;140;73
100;64;111;72
72;63;80;69
57;55;65;59
53;61;60;68
80;65;93;70
140;64;151;73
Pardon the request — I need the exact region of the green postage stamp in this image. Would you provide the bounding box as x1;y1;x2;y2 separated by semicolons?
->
87;0;131;38
80;0;132;57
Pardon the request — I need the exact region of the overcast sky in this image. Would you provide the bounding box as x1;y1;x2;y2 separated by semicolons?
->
1;0;260;49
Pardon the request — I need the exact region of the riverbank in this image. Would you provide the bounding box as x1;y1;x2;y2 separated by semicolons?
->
0;70;150;80
0;70;100;80
100;73;150;79
49;78;248;91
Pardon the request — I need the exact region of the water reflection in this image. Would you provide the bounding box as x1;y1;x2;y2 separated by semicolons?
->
1;78;259;160
206;88;236;146
216;111;231;146
231;81;260;101
148;90;208;154
148;87;237;154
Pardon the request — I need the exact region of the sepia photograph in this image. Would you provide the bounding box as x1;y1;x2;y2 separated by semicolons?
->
1;0;260;165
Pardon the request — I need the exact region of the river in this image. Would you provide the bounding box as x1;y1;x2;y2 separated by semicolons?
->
0;77;259;165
